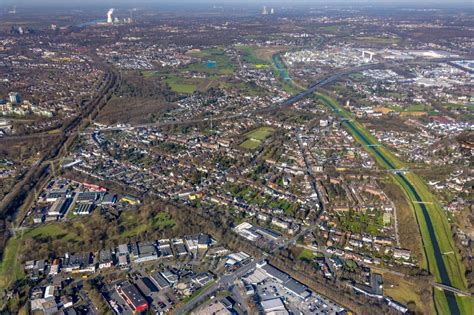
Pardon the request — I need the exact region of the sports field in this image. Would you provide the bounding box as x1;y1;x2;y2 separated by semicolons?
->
240;127;275;150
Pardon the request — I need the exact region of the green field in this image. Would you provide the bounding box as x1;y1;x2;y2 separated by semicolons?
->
120;211;176;238
0;237;23;289
186;48;235;75
244;127;275;141
240;138;261;150
141;71;163;78
240;127;275;150
165;76;198;94
390;104;430;113
235;45;268;65
442;103;473;110
0;224;80;289
356;36;400;45
298;248;317;261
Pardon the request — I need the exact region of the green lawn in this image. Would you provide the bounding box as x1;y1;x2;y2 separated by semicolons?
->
298;248;316;261
240;139;261;150
244;127;275;141
356;36;399;44
120;211;176;238
390;104;430;113
442;103;472;110
186;48;235;75
152;212;176;230
240;127;275;150
0;224;80;290
0;237;23;290
235;45;268;65
165;76;198;94
23;224;79;241
141;71;163;78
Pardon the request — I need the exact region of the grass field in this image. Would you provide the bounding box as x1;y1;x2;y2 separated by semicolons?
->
120;211;176;238
165;76;197;94
186;48;235;75
298;248;317;261
244;127;275;141
0;237;23;289
378;270;434;314
141;71;163;78
236;45;289;65
390;104;430;113
0;223;80;290
442;103;473;110
240;138;261;150
240;127;275;150
236;45;268;64
355;36;400;45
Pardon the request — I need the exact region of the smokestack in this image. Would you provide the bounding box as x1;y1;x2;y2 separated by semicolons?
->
107;8;114;24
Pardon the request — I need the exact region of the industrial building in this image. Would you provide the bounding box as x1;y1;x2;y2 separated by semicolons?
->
117;282;148;314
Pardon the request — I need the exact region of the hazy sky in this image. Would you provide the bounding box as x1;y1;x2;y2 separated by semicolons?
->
2;0;473;5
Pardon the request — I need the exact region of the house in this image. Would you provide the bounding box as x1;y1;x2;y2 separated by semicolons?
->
150;272;170;290
161;270;178;284
76;192;99;204
100;193;117;205
393;248;411;260
161;246;173;258
60;295;73;309
185;235;199;252
49;259;60;276
225;252;250;266
73;203;94;215
41;298;58;315
352;273;384;299
118;255;129;267
133;242;158;263
120;195;141;205
245;284;255;295
45;190;67;202
47;197;70;217
44;285;55;299
385;297;409;314
118;243;129;255
62;252;95;273
99;249;114;269
272;217;290;230
257;261;312;300
197;234;211;249
191;272;214;287
174;243;188;257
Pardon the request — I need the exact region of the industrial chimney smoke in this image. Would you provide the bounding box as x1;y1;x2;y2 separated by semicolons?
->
107;8;114;24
